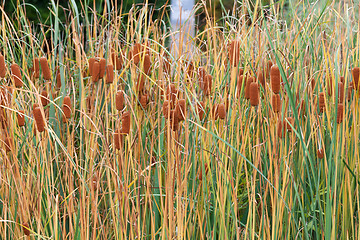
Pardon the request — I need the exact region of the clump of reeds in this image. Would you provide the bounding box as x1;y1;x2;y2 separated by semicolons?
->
40;57;51;80
270;65;281;93
228;39;241;67
11;63;22;88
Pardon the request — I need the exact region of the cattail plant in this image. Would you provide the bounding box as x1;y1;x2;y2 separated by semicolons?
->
105;64;114;84
285;117;294;132
347;83;353;102
338;82;344;103
55;66;61;89
272;94;281;113
166;83;178;106
163;100;170;119
17;110;25;127
120;111;131;134
116;91;125;111
228;40;241;67
136;74;146;93
140;94;148;109
351;67;359;90
33;107;45;132
319;92;325;113
62;96;72;122
111;51;123;70
169;109;179;131
131;43;142;65
40;57;51;80
99;58;106;79
277;120;285;138
92;61;100;82
337;104;343;124
4;137;12;152
175;99;186;121
245;76;254;99
40;90;48;106
197;101;205;120
22;223;30;236
250;82;259;106
218;103;226;119
270;65;281;94
257;70;265;90
317;149;324;159
88;57;95;76
143;54;151;75
11;63;22;87
204;74;212;96
114;129;121;150
198;67;206;89
327;74;333;96
237;75;246;97
0;53;6;78
31;58;40;78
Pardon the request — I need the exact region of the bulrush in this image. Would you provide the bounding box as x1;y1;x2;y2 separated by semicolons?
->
143;54;151;75
352;67;360;90
245;76;254;99
55;67;61;89
32;58;40;78
0;53;6;78
116;91;125;111
204;74;212;96
218;103;226;119
310;78;315;91
62;96;72;122
120;111;131;134
40;90;48;106
228;40;241;67
277;120;285;138
92;61;100;82
237;75;246;96
175;99;186;121
88;57;95;76
197;101;205;120
163;100;170;118
105;64;114;84
140;94;148;109
40;57;51;80
22;223;30;236
33;106;45;132
347;83;353;102
11;63;22;87
285;117;294;132
265;60;273;79
114;129;122;150
270;65;281;93
338;82;344;103
136;74;146;93
169;109;179;131
319;92;325;113
4;137;12;152
340;76;345;83
111;51;123;70
132;43;142;65
86;96;94;113
17;110;25;126
166;84;178;106
99;58;106;79
317;149;324;159
337;104;344;124
250;82;259;106
257;70;265;90
272;94;281;113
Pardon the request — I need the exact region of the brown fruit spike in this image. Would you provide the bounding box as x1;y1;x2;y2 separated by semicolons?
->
228;40;241;67
33;107;45;132
11;63;23;87
317;149;324;159
105;64;114;84
176;99;186;121
121;111;131;134
0;53;6;78
218;103;226;119
272;94;281;113
92;61;100;82
116;91;125;111
99;58;106;79
337;104;344;124
319;92;325;113
88;58;95;76
32;58;40;78
114;130;122;150
270;65;281;94
140;94;148;109
352;67;360;90
257;70;265;89
143;54;151;75
17;110;25;127
62;96;72;122
250;82;259;106
40;90;49;106
277;120;284;138
245;77;254;99
40;57;51;80
163;100;170;119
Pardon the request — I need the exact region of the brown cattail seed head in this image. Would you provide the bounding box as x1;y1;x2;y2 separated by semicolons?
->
250;82;259;106
32;58;40;78
111;52;123;70
218;103;226;119
352;67;360;90
105;64;114;84
116;91;125;111
228;40;241;67
197;101;205;120
337;104;344;124
55;68;61;89
317;149;324;159
285;117;294;132
245;77;254;99
136;74;145;93
270;65;281;93
17;110;25;126
143;54;151;75
99;58;106;79
257;70;265;89
40;90;48;106
88;58;95;76
140;94;148;109
277;120;284;138
62;96;72;122
121;111;131;135
319;92;325;113
163;100;170;119
33;107;45;132
92;61;100;82
169;109;179;131
114;129;122;150
272;94;281;113
338;82;344;103
347;84;353;102
40;57;51;80
22;223;30;236
0;53;6;78
204;74;212;96
198;67;206;89
11;63;22;87
176;99;186;121
4;137;12;152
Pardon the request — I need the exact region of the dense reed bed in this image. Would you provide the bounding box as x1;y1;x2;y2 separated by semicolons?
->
1;0;360;239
